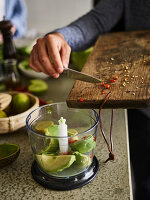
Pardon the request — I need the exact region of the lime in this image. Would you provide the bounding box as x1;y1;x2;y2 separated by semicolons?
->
73;152;90;167
0;143;20;168
71;47;93;71
70;135;96;153
12;93;31;114
35;120;54;134
36;154;76;172
28;79;48;95
0;110;7;118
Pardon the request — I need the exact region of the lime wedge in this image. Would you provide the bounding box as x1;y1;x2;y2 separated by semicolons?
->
28;79;48;95
36;154;76;172
35;120;54;134
70;135;96;153
0;143;20;168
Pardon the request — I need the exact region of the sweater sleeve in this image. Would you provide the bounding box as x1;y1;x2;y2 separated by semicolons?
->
54;0;124;51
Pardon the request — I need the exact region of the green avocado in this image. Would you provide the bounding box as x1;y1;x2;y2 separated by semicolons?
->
70;135;96;153
36;154;76;172
73;152;91;167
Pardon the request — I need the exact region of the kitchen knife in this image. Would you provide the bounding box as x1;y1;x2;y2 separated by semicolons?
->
64;68;101;83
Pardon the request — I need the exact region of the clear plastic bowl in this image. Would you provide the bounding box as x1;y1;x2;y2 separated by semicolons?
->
26;102;99;178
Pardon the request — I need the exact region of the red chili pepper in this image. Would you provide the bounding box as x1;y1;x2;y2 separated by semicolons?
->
102;91;106;94
94;137;96;142
39;99;47;105
79;98;84;102
83;136;88;139
101;83;105;86
114;75;118;80
68;139;78;144
68;151;73;154
106;84;110;89
110;79;115;83
62;153;67;155
90;154;92;158
14;86;28;92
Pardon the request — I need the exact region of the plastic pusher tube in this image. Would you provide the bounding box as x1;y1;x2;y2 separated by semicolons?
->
58;117;68;153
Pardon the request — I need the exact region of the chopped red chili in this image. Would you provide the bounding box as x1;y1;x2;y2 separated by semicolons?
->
90;154;92;158
114;75;118;80
106;84;110;89
94;137;96;142
79;98;84;102
101;83;105;86
68;139;78;144
102;91;106;94
68;151;73;154
62;153;67;155
110;79;115;83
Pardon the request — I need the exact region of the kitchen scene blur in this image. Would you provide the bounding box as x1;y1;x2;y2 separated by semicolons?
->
2;0;150;200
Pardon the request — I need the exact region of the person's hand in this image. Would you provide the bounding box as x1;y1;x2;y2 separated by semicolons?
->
29;33;71;78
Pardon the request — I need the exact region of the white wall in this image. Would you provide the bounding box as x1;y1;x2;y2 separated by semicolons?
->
25;0;93;35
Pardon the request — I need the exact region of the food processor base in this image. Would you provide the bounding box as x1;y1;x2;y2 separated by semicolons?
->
31;156;99;190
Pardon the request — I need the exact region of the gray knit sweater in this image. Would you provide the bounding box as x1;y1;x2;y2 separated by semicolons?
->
55;0;150;51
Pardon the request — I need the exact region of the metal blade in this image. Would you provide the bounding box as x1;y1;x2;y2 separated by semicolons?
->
64;68;101;83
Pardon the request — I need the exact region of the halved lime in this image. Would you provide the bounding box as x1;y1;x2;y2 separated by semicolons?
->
70;135;96;153
0;143;20;168
28;79;48;95
35;120;54;134
36;154;76;172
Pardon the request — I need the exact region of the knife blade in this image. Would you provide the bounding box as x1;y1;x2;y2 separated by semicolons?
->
64;68;101;83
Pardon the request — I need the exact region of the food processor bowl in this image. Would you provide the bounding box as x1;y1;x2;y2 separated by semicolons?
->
26;102;99;190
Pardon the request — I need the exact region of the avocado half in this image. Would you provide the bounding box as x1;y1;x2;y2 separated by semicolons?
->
0;143;20;168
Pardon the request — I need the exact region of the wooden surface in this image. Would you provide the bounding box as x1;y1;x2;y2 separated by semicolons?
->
67;30;150;109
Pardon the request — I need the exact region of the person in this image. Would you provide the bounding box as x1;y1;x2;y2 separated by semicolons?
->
29;1;150;199
0;0;27;41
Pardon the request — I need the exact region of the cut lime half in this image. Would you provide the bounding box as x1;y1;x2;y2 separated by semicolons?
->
36;154;76;172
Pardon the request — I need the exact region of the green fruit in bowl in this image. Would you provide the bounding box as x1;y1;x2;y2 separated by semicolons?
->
28;79;48;95
35;120;54;134
71;47;93;71
70;135;96;153
73;151;90;167
0;110;7;118
36;154;76;172
12;93;31;114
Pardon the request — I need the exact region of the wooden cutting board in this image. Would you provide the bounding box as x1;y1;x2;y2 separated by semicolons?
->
67;30;150;109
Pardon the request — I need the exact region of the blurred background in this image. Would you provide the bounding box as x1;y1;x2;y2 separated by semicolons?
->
25;0;93;37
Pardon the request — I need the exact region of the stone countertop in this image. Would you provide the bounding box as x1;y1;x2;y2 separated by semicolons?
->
0;75;132;200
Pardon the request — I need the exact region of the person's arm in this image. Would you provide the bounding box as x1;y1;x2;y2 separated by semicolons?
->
5;0;27;38
54;0;124;51
30;0;124;78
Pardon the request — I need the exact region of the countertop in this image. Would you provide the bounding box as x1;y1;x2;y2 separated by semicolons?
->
0;74;133;200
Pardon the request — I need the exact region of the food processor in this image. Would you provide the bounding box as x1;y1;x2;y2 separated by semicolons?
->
26;102;99;190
